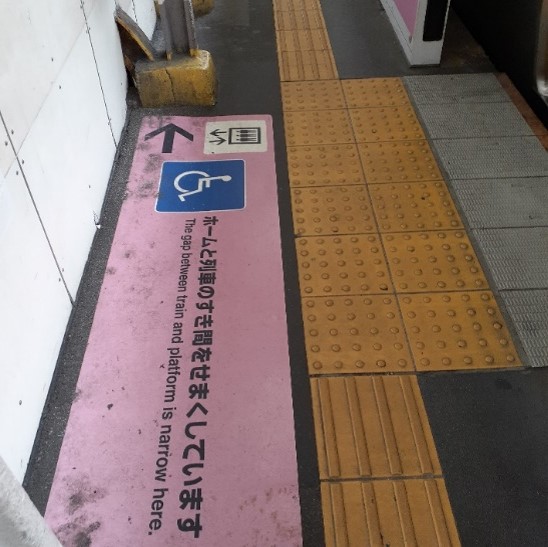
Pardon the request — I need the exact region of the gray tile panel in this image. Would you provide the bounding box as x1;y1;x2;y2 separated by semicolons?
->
473;227;548;289
404;73;509;104
416;102;533;139
433;137;548;179
451;177;548;228
501;290;548;367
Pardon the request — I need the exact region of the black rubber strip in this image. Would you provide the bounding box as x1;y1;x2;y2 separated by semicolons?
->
423;0;450;41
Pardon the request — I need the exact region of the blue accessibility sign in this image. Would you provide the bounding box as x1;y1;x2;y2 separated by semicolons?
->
156;160;245;213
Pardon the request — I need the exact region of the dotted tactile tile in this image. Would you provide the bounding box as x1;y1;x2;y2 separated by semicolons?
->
472;227;548;290
383;231;488;293
400;291;521;370
273;0;321;11
349;106;425;143
358;141;443;183
284;110;353;146
273;9;325;30
276;29;331;52
287;145;364;187
311;375;441;480
321;480;461;546
502;290;548;368
342;78;411;108
369;181;462;232
278;49;338;81
302;295;412;373
296;235;391;296
291;186;375;235
282;80;345;111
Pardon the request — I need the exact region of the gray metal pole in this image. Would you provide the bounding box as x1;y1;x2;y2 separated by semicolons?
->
158;0;197;58
0;456;61;547
182;0;198;54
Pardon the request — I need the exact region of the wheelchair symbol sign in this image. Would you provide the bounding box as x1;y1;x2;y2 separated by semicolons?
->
174;171;232;201
156;160;245;212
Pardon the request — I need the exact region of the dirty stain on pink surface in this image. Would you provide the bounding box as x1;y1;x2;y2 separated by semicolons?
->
45;115;302;546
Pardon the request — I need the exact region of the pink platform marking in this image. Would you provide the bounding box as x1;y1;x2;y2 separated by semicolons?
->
45;115;302;546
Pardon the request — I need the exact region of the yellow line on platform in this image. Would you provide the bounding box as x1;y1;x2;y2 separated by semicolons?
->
273;1;521;544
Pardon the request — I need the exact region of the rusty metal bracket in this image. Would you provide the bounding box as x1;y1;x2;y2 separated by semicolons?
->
115;2;216;107
115;7;159;73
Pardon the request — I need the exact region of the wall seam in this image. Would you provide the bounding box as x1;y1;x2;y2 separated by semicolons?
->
0;109;74;306
2;20;89;158
131;0;140;25
80;0;118;146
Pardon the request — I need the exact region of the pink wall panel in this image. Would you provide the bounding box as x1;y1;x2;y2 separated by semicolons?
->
393;0;419;34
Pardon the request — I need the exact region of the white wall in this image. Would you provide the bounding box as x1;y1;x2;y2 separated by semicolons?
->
0;0;156;481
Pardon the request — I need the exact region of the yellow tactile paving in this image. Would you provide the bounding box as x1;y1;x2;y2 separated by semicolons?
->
287;145;364;187
370;181;463;232
383;231;488;293
322;480;461;546
278;49;338;81
282;80;345;111
296;235;391;296
277;29;332;52
400;291;521;371
302;295;412;374
272;7;467;541
349;106;426;142
273;9;325;31
284;110;353;146
291;186;374;235
311;375;442;479
358;141;444;183
342;78;411;108
273;0;321;11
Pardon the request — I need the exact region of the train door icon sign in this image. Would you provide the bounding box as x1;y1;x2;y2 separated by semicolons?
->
156;160;245;212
